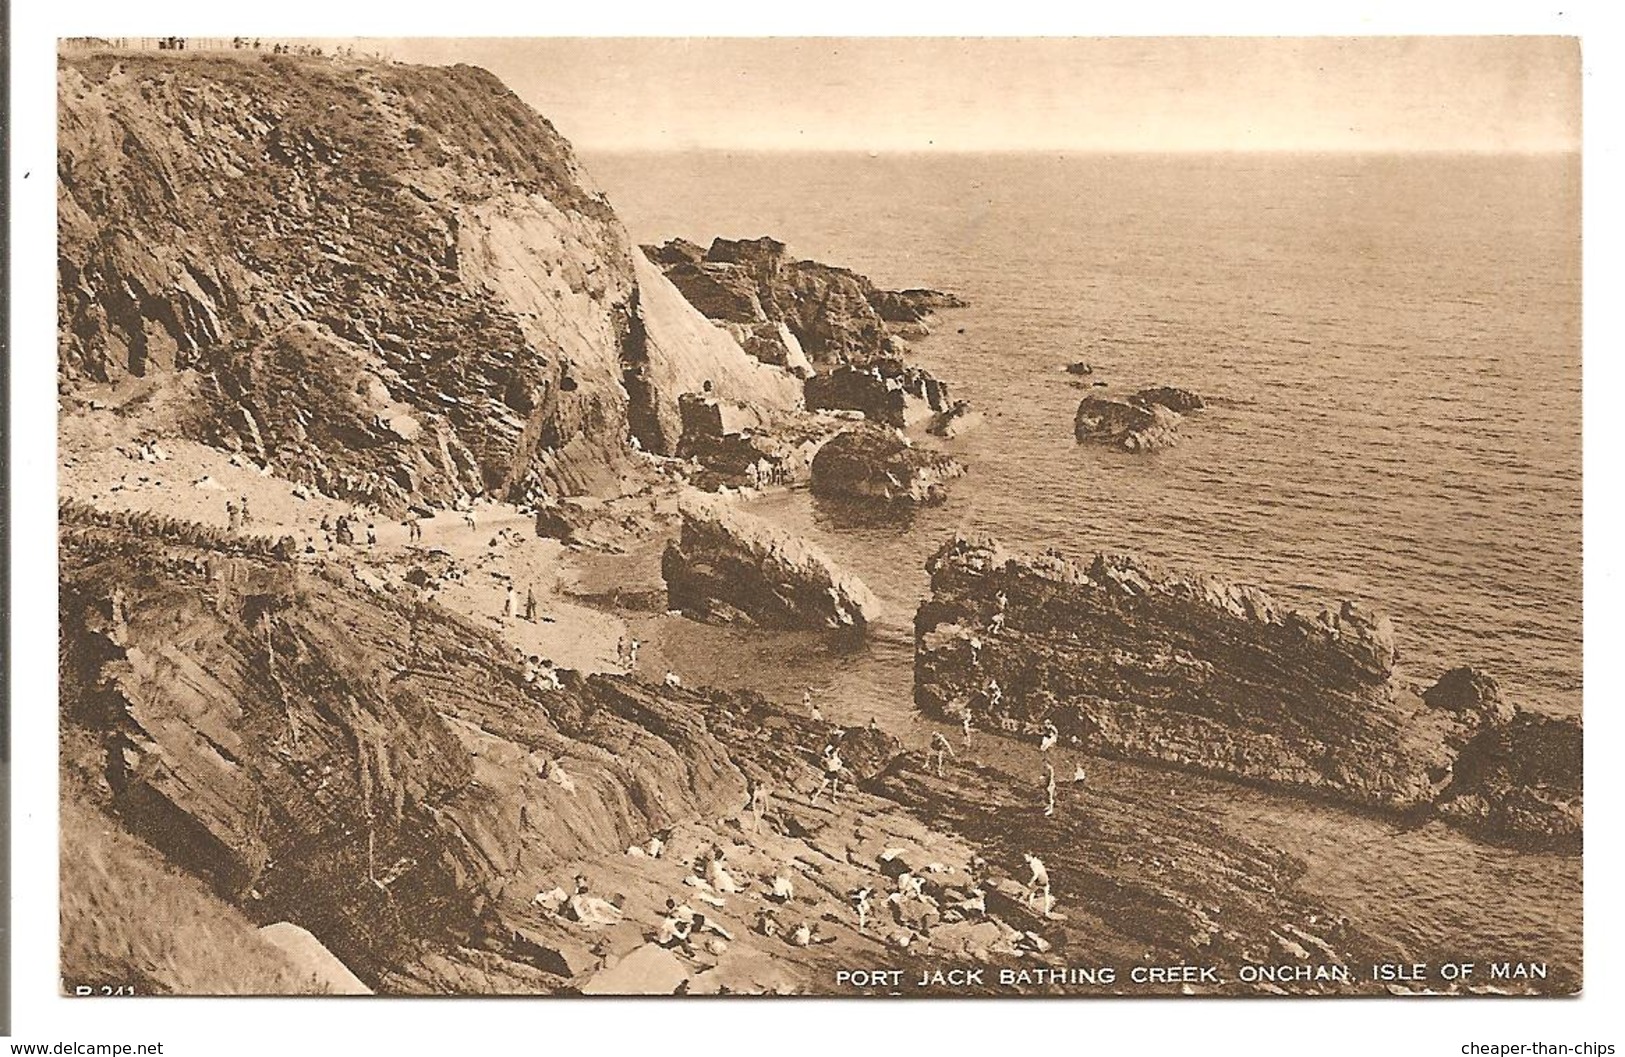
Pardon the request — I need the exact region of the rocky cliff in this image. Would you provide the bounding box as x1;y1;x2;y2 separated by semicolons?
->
58;52;802;510
661;493;879;629
643;236;965;367
61;502;748;990
913;537;1580;845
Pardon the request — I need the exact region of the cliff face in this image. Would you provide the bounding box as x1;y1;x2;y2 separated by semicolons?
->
624;253;804;456
913;537;1580;844
662;493;879;629
58;53;801;509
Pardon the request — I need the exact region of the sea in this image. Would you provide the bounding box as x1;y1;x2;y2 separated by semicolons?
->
585;150;1583;966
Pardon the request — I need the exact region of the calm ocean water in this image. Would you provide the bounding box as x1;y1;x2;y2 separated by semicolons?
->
590;150;1582;720
584;150;1583;963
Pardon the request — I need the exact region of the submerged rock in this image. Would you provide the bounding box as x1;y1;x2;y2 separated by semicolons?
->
662;492;879;629
810;425;965;505
1133;386;1206;413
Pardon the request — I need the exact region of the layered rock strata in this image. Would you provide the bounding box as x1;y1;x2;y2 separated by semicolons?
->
913;536;1580;845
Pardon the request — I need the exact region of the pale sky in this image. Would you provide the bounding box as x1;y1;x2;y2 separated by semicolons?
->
364;37;1580;154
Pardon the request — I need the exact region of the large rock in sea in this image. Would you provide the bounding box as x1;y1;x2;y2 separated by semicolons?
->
913;537;1445;813
1073;395;1184;452
1428;668;1582;845
1073;386;1205;452
912;537;1580;844
662;492;879;629
810;425;965;505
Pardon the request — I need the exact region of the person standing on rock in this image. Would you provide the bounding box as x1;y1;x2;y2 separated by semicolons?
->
1042;761;1057;818
811;742;845;806
746;777;770;833
1023;853;1052;913
853;888;873;932
930;731;955;777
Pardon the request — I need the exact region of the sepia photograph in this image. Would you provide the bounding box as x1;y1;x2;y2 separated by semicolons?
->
9;1;1619;1048
45;31;1586;1003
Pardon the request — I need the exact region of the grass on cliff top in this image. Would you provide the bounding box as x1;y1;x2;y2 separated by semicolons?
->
61;800;335;995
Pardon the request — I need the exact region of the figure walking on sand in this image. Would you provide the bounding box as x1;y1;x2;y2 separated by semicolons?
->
930;731;955;777
524;586;538;622
226;499;241;534
627;638;641;671
1042;760;1057;818
503;584;516;621
811;742;845;806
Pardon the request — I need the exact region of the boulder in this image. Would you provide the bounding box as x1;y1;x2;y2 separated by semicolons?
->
810;425;965;505
662;491;879;629
1133;386;1205;413
1074;395;1183;452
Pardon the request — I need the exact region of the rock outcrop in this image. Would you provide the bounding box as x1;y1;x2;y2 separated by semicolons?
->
643;236;965;368
661;492;879;629
1074;395;1183;452
623;253;804;457
913;537;1580;844
1428;669;1582;844
809;424;966;505
803;361;952;429
1073;387;1205;452
60;505;748;992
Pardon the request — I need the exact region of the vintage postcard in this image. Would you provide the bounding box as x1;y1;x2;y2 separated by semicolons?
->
52;35;1581;1001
